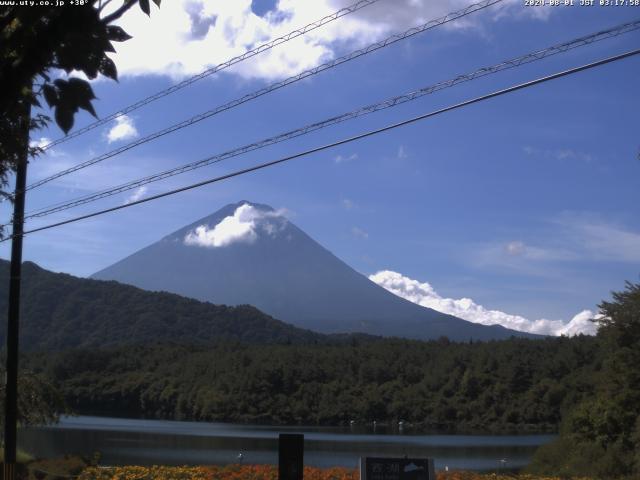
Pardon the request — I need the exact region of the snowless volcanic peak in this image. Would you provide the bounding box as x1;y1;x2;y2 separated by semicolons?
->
92;200;541;341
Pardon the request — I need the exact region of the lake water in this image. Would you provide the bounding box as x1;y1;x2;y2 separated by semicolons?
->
19;416;555;471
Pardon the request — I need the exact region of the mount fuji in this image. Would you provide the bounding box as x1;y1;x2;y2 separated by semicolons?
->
92;201;538;341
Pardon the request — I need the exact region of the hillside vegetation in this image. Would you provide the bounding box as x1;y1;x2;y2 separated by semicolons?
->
0;260;332;349
25;335;600;432
528;281;640;478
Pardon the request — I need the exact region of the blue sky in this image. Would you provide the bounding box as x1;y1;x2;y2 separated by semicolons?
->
1;0;639;335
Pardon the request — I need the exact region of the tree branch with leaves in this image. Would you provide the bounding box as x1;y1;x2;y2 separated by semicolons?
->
0;0;160;206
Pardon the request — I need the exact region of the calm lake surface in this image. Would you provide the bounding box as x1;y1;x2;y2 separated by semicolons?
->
19;416;555;471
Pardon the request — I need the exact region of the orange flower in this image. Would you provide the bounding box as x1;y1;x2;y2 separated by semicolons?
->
77;464;595;480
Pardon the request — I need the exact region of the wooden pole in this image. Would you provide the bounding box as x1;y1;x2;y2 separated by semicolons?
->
3;98;31;480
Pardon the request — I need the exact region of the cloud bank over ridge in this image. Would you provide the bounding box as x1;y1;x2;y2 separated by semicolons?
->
370;270;598;336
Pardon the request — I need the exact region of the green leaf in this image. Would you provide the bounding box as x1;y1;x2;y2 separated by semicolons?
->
106;25;132;42
67;78;98;117
67;77;96;100
53;78;98;123
42;84;58;107
76;95;97;117
55;106;74;134
98;57;118;81
30;114;51;131
139;0;150;16
103;41;117;53
76;49;104;80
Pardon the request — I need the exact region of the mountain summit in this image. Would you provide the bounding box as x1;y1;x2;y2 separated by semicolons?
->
92;201;537;341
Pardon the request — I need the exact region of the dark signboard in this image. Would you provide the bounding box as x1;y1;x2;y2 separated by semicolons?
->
278;433;304;480
360;457;435;480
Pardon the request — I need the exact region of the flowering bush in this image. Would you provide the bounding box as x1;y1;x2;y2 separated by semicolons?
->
77;465;594;480
78;465;211;480
77;464;358;480
437;473;593;480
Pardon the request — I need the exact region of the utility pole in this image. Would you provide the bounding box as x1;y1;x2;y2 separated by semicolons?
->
3;98;31;480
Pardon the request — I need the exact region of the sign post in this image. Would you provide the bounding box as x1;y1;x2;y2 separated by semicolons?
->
278;433;304;480
360;457;435;480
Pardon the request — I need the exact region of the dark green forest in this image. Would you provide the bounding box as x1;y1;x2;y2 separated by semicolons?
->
24;336;600;432
529;281;640;478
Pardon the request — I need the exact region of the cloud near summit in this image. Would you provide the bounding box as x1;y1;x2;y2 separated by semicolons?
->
369;270;599;336
184;203;286;248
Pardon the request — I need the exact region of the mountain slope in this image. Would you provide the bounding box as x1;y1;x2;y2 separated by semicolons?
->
92;201;538;341
0;259;331;350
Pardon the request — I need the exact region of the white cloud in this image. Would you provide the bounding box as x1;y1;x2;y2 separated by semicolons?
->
106;0;334;81
29;137;51;150
500;240;574;262
334;153;358;164
351;226;368;239
473;240;578;275
29;137;64;157
556;309;599;336
555;149;593;163
523;146;593;163
184;203;286;248
342;198;356;210
494;0;554;21
105;0;545;82
505;240;526;256
369;270;599;336
106;115;139;143
397;145;408;159
123;185;148;205
566;217;640;263
27;151;162;194
472;215;640;278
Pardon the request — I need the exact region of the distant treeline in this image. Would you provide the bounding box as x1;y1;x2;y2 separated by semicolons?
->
25;335;601;432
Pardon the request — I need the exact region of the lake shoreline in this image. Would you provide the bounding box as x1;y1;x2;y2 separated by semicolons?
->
19;415;556;471
61;410;560;436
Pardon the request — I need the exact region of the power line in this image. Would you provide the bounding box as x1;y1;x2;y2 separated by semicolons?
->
20;19;640;222
5;47;638;242
38;0;382;152
26;0;504;192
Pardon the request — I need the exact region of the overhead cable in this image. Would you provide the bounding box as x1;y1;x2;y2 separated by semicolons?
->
5;47;638;242
26;0;504;191
38;0;383;151
21;19;640;221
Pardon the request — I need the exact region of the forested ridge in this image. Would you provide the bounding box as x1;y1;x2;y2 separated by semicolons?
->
0;260;372;349
24;335;601;432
